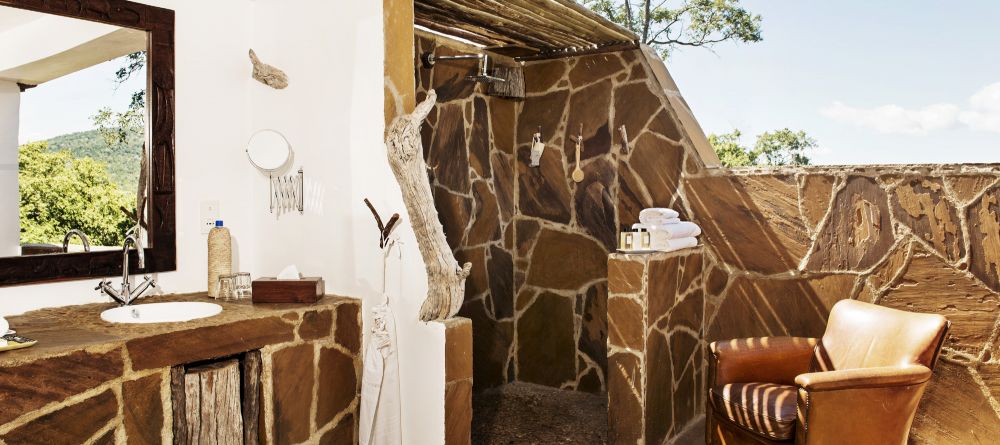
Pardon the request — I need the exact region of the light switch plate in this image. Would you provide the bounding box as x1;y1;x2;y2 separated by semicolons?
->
200;201;219;234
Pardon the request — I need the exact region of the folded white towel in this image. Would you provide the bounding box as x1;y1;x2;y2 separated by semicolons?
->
650;236;698;252
633;221;702;239
640;216;681;225
639;208;679;222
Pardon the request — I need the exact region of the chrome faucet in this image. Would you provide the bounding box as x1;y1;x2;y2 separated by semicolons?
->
96;227;156;306
62;229;91;253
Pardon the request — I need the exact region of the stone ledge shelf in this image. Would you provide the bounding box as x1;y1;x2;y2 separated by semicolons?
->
607;248;707;445
0;293;362;444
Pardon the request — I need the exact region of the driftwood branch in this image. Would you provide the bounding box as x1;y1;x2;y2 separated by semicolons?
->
384;90;471;321
248;49;288;89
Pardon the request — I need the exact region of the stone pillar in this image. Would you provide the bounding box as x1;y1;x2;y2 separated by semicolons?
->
443;317;472;445
0;81;19;256
607;248;706;445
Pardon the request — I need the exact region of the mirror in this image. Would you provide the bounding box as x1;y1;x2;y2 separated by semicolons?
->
0;0;175;286
246;129;292;172
1;4;148;256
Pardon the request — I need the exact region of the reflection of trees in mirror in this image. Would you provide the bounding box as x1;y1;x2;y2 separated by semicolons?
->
93;51;146;150
18;142;134;247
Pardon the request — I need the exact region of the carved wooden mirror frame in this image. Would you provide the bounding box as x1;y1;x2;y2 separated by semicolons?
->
0;0;175;286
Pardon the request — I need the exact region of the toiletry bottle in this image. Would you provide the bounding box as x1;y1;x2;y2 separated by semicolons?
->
208;220;232;298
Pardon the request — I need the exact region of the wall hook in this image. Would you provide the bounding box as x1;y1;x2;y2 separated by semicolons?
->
530;126;545;167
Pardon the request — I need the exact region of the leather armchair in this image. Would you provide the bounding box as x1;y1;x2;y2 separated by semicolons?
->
706;300;949;445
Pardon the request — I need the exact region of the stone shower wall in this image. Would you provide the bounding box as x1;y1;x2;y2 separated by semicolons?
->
415;36;704;393
415;33;518;390
684;166;1000;443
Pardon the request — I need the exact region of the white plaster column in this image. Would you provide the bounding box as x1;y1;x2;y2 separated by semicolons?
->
0;81;20;257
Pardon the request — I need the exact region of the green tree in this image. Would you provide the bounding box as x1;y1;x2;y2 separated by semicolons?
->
92;51;145;149
18;142;134;246
580;0;762;57
709;128;815;167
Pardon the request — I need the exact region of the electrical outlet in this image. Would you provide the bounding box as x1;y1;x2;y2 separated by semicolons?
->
200;200;219;234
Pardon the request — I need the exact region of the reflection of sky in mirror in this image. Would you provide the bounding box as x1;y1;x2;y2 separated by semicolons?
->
18;55;145;144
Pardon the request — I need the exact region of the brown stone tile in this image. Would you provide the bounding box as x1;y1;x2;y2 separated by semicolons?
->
272;344;315;445
565;80;613;160
647;256;681;323
608;257;645;294
945;174;997;206
515;218;540;257
568;53;625;88
578;283;609;374
470;97;491;178
517;143;572;223
0;348;123;425
686;175;808;274
526;229;609;290
575;157;618;249
298;309;334;341
1;389;117;444
967;185;1000;291
127;317;296;371
458;299;513;389
881;250;999;355
800;174;836;232
445;379;472;445
489;97;516;154
678;252;704;294
123;373;164;445
93;428;117;445
668;290;704;334
319;413;355;445
428;103;470;192
608;296;644;350
433;185;472;251
705;264;729;297
335;302;361;354
517;292;576;387
671;353;698;430
445;318;473;382
807;176;895;271
491;152;515;222
628;62;648;81
614;82;661;142
516;89;568;145
910;362;1000;442
707;274;856;341
628;133;684;207
431;46;477;102
487;246;515;320
891;178;964;262
646;108;682;143
866;241;913;291
617;160;653;226
608;352;643;444
459;247;489;301
524;59;568;94
644;330;674;445
468;181;501;245
317;346;358;429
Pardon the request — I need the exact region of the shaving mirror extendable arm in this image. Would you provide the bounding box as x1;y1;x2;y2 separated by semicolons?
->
246;129;303;214
0;0;176;286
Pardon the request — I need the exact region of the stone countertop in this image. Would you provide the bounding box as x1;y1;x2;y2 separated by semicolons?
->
0;292;358;367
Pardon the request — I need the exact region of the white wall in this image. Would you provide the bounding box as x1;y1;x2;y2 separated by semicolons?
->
0;1;447;443
0;81;18;257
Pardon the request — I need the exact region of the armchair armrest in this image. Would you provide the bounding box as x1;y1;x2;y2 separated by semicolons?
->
795;365;931;391
709;336;818;386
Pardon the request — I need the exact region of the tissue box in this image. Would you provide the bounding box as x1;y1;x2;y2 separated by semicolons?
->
252;277;325;303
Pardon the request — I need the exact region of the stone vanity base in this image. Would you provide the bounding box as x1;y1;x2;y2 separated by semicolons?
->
0;294;361;445
607;248;706;445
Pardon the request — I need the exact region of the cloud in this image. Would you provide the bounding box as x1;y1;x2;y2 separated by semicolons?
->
820;102;959;135
822;82;1000;135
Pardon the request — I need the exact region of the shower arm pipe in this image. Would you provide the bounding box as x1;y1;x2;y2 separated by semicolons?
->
421;51;484;68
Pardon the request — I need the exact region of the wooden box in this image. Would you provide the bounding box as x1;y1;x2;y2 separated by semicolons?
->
251;277;325;304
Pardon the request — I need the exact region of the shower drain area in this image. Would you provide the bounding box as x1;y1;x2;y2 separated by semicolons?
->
471;382;608;444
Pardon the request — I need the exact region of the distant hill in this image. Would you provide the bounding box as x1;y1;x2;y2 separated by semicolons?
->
45;129;142;192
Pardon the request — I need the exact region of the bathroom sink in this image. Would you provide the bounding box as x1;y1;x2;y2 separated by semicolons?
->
100;302;223;324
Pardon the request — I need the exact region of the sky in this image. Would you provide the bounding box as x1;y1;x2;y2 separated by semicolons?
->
18;55;144;144
665;0;1000;165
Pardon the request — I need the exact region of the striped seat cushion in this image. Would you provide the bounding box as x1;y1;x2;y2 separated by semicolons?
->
711;382;798;441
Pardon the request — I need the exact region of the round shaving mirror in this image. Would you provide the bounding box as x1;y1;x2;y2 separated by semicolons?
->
246;129;292;172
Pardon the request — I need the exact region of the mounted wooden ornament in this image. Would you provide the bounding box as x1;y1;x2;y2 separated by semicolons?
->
384;90;472;321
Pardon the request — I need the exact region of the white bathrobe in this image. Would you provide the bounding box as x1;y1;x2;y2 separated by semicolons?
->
359;300;402;445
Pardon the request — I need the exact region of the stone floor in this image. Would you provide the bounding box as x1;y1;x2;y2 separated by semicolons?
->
472;382;607;444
